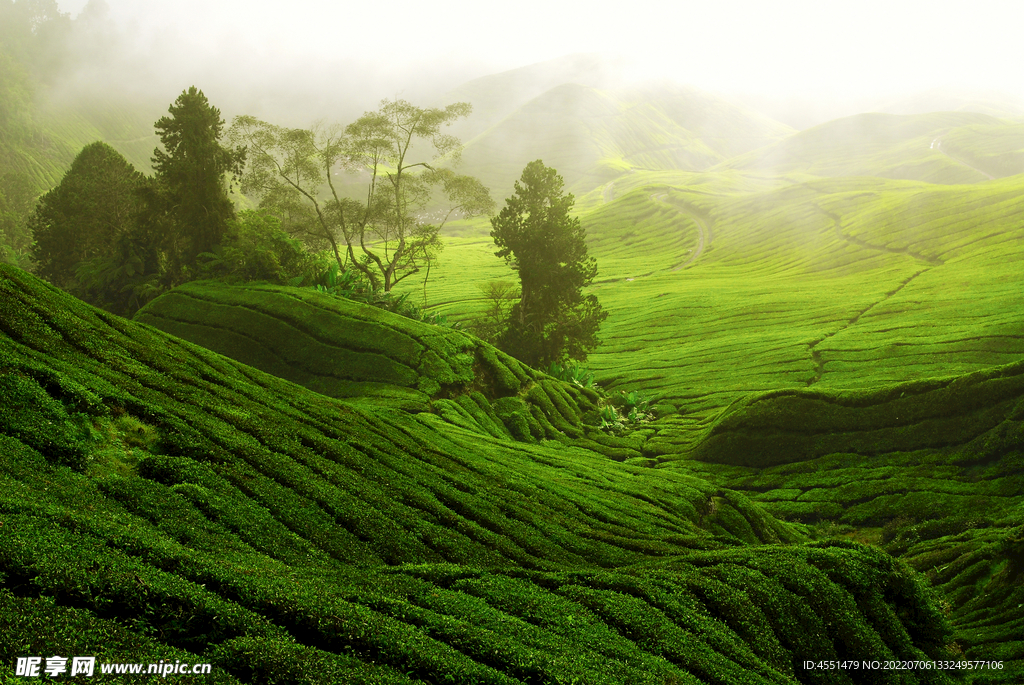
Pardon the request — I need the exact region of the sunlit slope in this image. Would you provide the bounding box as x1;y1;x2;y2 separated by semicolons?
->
584;175;1023;437
0;264;966;683
417;173;1024;454
725;112;1020;184
457;83;791;198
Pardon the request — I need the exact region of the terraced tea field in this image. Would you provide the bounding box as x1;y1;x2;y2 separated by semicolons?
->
3;264;976;684
417;171;1024;449
389;124;1024;680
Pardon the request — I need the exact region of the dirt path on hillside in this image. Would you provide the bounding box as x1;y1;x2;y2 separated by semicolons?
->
817;206;943;266
804;206;945;386
602;180;616;203
932;136;997;180
650;193;710;270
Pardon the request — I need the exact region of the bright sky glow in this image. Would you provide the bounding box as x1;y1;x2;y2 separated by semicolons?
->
55;0;1024;112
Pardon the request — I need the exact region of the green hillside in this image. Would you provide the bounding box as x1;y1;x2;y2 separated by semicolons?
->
1;263;981;683
438;53;623;141
393;100;1024;679
419;172;1024;444
34;95;161;177
876;88;1024;119
936;122;1024;178
0;71;156;192
5;39;1024;681
133;280;622;452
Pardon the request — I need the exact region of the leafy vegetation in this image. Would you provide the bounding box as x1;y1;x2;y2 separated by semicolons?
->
149;86;246;284
228;99;493;293
490;160;607;367
30;141;146;293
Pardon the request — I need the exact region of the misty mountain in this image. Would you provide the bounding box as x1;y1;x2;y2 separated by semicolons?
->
723;111;1024;183
874;87;1024;119
453;80;793;198
439;53;628;140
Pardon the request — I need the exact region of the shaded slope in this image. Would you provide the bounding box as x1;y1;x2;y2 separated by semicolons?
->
0;264;964;683
683;361;1024;676
134;281;613;450
690;359;1024;472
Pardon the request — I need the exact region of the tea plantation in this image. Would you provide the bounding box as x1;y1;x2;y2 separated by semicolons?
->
0;263;982;683
383;143;1024;681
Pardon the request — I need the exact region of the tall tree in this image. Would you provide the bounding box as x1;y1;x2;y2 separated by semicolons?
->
490;160;607;367
229;98;492;292
30;141;144;288
151;86;245;283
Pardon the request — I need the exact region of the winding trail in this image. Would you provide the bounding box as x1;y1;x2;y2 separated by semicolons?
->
804;206;945;386
593;188;711;285
602;180;616;203
818;206;943;266
647;193;710;271
805;269;931;385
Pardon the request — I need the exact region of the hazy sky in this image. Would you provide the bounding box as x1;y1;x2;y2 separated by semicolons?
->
54;0;1024;115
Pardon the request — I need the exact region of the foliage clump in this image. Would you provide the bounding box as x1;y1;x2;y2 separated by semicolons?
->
490;160;607;367
30;141;146;297
228;99;493;293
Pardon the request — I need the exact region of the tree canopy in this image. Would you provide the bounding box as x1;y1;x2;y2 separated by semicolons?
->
28;88;248;316
29;141;144;289
150;86;245;283
490;159;606;367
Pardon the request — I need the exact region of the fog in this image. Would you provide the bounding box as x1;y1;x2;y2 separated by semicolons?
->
49;0;1024;127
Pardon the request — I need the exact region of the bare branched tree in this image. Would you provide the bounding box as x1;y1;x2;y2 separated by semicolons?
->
229;99;493;292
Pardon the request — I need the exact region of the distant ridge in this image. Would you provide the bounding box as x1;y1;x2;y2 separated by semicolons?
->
723;111;1022;183
874;87;1024;119
454;81;792;198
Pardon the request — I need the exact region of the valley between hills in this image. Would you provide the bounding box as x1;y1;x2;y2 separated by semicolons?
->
3;54;1024;684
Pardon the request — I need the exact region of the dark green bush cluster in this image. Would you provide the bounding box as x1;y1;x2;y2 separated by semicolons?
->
198;210;326;287
0;372;96;470
693;363;1024;468
310;260;460;329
